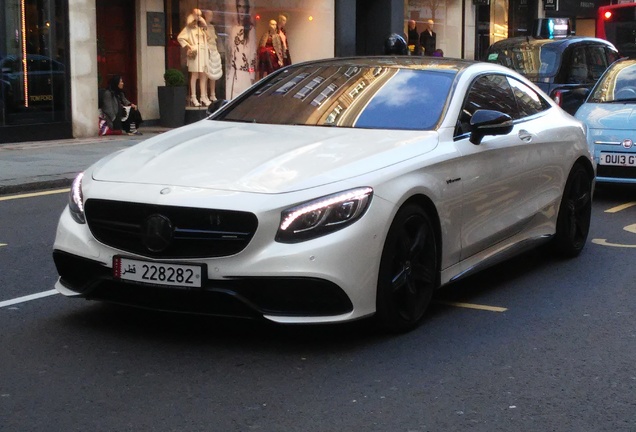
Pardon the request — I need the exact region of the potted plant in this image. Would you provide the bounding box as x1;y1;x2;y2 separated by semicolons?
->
158;68;187;128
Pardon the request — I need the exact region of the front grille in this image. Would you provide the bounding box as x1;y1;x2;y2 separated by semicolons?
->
597;165;636;180
84;199;258;258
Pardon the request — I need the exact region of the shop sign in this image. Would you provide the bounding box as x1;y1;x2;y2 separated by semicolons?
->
544;0;558;10
147;12;165;47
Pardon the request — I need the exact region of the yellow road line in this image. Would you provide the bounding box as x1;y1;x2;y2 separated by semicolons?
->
592;239;636;248
0;188;69;201
605;202;636;213
625;223;636;234
436;301;507;312
0;243;6;247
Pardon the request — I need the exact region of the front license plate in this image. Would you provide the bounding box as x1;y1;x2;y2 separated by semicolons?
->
113;257;203;288
600;152;636;167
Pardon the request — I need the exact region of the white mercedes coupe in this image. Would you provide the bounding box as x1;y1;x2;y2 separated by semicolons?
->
53;57;594;332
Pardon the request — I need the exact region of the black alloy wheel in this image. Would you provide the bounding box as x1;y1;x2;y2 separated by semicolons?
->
376;204;438;333
554;163;592;257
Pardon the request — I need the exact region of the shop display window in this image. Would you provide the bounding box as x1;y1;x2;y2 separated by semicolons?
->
404;1;447;57
0;0;68;127
166;0;335;104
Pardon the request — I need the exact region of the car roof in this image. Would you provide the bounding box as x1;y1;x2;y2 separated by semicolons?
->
289;56;479;72
489;36;616;51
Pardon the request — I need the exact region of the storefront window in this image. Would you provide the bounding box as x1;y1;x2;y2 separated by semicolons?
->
166;0;334;105
404;1;447;57
490;0;509;44
0;0;68;127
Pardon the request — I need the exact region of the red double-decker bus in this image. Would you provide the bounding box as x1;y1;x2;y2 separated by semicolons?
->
597;1;636;58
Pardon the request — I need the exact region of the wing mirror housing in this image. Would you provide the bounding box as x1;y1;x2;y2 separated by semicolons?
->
207;99;228;116
570;87;590;103
469;109;514;145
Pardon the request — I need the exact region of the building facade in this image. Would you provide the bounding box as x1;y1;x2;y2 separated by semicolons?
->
0;0;608;144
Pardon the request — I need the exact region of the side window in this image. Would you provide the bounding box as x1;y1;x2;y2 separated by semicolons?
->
587;45;608;81
567;46;590;84
455;74;517;137
507;77;550;118
606;47;620;67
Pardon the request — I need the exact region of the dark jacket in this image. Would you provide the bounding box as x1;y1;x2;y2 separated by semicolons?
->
407;28;420;55
420;30;436;56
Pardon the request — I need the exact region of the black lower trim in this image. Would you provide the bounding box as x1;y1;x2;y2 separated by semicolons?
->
53;250;354;318
597;165;636;181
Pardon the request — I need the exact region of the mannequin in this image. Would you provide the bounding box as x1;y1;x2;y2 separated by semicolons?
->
203;9;222;102
178;8;212;107
277;14;291;66
419;19;437;56
226;0;256;99
257;19;283;80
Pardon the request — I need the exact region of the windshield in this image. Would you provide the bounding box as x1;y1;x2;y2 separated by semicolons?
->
487;41;560;77
215;65;456;130
588;59;636;102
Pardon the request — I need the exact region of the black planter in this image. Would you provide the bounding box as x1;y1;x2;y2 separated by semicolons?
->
157;86;186;128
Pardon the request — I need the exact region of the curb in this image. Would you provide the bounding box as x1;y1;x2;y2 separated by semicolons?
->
0;177;74;196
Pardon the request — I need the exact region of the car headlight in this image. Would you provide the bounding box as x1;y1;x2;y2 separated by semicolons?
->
68;172;85;224
276;187;373;243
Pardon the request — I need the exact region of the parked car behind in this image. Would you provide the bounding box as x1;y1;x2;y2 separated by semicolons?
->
575;58;636;185
486;36;620;115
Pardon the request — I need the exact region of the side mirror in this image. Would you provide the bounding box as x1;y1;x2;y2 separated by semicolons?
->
207;99;228;116
469;109;513;145
570;87;590;100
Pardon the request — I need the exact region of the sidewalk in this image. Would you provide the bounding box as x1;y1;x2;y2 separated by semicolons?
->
0;126;172;196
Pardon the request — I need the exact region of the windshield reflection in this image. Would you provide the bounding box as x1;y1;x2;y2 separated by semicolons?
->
217;65;455;130
589;59;636;103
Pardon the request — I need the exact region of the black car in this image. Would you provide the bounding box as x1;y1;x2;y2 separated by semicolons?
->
486;36;620;114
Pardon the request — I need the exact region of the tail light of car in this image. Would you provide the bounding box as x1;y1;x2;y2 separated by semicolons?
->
552;89;564;106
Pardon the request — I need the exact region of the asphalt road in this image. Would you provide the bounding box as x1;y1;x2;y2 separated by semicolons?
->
0;186;635;431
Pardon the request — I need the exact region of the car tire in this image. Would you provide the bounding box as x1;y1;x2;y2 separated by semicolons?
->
554;163;592;257
376;204;438;333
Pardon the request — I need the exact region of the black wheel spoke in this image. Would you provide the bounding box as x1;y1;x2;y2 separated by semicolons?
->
408;223;426;257
411;261;435;285
391;266;408;294
403;282;422;320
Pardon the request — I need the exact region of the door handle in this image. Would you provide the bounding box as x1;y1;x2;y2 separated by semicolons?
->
518;130;533;142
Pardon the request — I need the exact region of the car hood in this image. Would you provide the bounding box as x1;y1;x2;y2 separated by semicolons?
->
91;120;438;193
575;104;636;130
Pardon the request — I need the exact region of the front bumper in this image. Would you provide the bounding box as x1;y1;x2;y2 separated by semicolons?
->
53;250;353;320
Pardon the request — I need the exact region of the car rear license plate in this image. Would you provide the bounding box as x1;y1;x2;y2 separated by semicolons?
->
600;152;636;167
113;257;203;288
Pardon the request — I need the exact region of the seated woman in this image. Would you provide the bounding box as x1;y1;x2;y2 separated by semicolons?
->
99;75;143;136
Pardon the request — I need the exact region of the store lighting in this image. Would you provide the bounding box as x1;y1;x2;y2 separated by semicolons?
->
21;0;28;108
